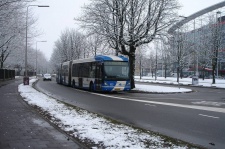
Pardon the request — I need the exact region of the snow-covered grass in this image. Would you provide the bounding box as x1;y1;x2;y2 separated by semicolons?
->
135;76;225;88
18;79;197;149
133;84;192;93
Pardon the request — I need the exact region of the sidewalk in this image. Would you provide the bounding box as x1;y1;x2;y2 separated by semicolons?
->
0;79;84;149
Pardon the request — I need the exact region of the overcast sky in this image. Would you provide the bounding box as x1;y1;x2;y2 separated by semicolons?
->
32;0;225;60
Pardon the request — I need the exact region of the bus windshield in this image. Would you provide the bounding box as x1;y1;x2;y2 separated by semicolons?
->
104;61;129;80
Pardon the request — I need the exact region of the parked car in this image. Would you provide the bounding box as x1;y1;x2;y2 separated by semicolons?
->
43;73;52;81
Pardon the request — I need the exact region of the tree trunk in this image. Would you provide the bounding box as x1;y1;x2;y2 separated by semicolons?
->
180;68;183;79
212;63;216;84
0;61;3;68
202;67;205;80
212;58;216;84
129;46;136;89
177;67;179;83
120;44;136;89
164;65;167;78
1;52;3;68
1;55;3;68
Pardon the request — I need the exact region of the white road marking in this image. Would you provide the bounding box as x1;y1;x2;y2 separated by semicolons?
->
90;92;225;114
199;114;219;119
192;101;225;107
145;104;156;107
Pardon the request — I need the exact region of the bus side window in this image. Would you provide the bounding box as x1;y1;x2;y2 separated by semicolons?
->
89;63;95;78
90;70;94;78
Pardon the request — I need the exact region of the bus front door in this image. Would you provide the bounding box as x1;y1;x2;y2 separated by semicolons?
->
79;78;83;88
95;64;102;91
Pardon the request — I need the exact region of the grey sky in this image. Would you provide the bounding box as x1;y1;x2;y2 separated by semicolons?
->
32;0;225;60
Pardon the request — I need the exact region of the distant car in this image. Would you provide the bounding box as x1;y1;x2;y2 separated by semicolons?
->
43;74;52;81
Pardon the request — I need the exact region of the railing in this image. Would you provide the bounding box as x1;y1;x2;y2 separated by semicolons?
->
0;69;15;80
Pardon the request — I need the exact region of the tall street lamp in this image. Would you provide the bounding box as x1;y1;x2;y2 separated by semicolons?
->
155;42;158;81
24;5;49;85
36;41;47;77
216;11;221;78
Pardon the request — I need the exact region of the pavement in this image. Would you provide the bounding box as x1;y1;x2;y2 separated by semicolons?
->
0;78;85;149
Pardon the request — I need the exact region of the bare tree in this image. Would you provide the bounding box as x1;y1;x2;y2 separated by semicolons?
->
209;14;224;84
161;40;171;78
50;29;86;71
85;33;115;58
135;45;148;79
77;0;179;88
1;1;23;68
197;14;225;83
169;28;193;82
0;0;36;68
197;22;214;80
148;49;156;78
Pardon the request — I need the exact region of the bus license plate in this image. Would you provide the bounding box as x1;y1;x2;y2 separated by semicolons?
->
114;88;121;91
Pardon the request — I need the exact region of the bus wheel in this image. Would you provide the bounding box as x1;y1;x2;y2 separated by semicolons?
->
72;80;75;88
89;82;94;92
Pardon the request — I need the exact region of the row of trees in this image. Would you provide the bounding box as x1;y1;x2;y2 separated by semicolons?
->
0;0;27;68
49;29;115;72
169;14;225;84
1;0;48;74
36;0;225;86
136;13;225;84
50;0;179;88
2;1;223;85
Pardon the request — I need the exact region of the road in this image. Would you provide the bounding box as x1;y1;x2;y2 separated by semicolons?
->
35;78;225;149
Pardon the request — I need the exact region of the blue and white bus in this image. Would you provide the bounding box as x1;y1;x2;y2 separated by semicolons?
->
56;55;131;92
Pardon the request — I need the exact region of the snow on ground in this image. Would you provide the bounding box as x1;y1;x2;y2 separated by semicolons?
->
18;79;194;149
133;84;192;93
135;76;225;89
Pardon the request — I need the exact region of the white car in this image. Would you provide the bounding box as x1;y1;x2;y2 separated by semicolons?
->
43;74;52;81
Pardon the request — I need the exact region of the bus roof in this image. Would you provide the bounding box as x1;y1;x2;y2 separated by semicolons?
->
72;55;128;64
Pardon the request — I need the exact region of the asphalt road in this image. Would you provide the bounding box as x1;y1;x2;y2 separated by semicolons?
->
35;78;225;149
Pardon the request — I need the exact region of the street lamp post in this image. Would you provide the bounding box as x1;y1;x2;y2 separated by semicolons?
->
216;11;221;78
36;41;47;77
155;41;158;81
24;5;49;85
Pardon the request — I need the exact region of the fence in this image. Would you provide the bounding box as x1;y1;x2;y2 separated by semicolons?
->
23;71;36;76
0;69;15;80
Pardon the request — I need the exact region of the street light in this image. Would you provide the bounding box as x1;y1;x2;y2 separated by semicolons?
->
36;41;47;77
24;5;49;85
155;41;158;81
216;11;221;78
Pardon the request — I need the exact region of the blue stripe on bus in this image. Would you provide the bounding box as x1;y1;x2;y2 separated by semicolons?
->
95;55;128;61
118;55;129;61
95;55;112;61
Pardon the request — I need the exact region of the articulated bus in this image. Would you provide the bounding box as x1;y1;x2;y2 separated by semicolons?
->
56;55;131;92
